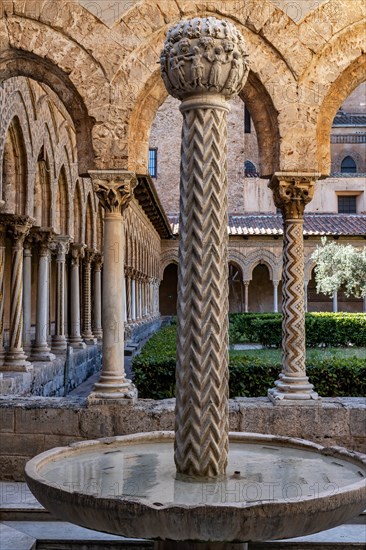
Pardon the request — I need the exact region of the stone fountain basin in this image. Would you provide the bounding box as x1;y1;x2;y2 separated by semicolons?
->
25;432;366;543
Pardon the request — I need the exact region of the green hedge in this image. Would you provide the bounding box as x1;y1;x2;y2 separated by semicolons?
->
132;326;366;399
229;312;366;348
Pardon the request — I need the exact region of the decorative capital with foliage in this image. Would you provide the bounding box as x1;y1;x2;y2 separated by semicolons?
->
269;173;319;219
89;170;137;214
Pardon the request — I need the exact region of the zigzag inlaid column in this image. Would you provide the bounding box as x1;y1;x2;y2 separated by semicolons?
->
268;174;320;403
161;17;249;477
82;249;97;344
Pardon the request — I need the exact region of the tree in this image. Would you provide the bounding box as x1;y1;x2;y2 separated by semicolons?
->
311;238;366;298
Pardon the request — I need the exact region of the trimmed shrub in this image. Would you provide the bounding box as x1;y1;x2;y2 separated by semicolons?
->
229;312;366;348
132;326;366;399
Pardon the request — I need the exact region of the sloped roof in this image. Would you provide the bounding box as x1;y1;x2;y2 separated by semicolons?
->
168;214;366;237
333;113;366;126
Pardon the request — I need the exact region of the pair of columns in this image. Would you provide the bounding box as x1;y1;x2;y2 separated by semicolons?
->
242;280;280;313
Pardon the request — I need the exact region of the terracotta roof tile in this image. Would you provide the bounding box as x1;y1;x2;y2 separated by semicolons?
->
168;214;366;237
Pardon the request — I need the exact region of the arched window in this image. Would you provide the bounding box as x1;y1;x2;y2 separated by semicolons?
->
244;160;257;177
341;156;357;174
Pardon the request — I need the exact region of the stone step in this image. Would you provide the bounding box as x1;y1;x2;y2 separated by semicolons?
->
0;522;36;550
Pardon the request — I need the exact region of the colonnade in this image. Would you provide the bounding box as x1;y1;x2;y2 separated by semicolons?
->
124;269;160;325
0;214;103;372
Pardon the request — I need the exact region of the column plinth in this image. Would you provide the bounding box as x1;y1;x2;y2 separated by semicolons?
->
268;174;321;404
161;17;249;477
4;217;33;371
88;171;138;401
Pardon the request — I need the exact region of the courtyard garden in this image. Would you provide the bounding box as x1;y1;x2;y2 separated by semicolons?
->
132;313;366;399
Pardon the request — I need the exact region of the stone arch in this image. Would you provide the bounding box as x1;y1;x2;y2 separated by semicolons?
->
304;257;317;284
125;7;299;176
55;165;69;235
244;250;281;282
85;193;96;249
299;21;366;175
228;251;246;280
73;180;83;242
33;148;52;227
0;50;98;174
96;203;104;252
160;250;179;279
2;116;28;215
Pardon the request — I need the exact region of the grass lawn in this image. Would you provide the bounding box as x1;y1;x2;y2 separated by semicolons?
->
229;347;366;362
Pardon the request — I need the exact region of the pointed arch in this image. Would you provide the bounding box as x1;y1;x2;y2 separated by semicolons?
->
55;165;69;235
73;180;83;242
2;117;28;215
33;148;52;226
85;193;96;249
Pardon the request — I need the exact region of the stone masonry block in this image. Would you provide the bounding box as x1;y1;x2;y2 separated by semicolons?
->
0;408;15;433
15;408;80;436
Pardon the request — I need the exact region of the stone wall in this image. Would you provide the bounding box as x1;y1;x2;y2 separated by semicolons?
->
0;345;102;397
0;396;364;481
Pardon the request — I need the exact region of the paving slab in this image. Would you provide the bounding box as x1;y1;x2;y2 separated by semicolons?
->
0;522;36;550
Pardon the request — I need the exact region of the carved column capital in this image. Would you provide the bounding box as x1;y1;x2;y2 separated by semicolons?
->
161;16;249;101
89;170;137;214
84;248;96;265
7;216;34;249
269;173;319;219
52;236;70;261
31;228;55;256
94;253;103;271
70;243;86;265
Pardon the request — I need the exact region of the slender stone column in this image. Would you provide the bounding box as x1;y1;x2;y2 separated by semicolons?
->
304;280;309;313
83;249;97;344
131;274;137;322
364;296;366;314
23;239;32;352
244;281;250;313
333;292;338;313
161;17;249;477
52;236;70;353
273;280;279;313
89;170;137;400
68;244;86;349
31;230;55;362
4;218;33;371
124;275;127;322
126;269;132;323
0;226;6;365
93;254;103;340
268;173;320;403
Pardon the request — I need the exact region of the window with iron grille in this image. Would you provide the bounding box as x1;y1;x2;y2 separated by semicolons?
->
341;156;357;174
338;195;357;214
244;160;257;177
148;148;158;178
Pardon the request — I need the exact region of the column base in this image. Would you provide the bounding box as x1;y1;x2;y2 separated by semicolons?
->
68;338;87;350
31;346;56;362
88;377;138;401
268;373;320;405
83;335;97;345
3;351;32;372
93;329;103;341
52;336;68;354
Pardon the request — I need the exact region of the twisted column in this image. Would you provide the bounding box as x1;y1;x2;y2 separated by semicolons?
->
125;268;132;323
89;171;137;400
4;218;33;371
0;227;6;366
83;249;97;344
93;254;103;340
268;174;320;403
52;236;70;353
161;17;249;477
22;239;32;352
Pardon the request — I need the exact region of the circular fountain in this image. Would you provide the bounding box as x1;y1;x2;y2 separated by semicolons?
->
25;17;366;549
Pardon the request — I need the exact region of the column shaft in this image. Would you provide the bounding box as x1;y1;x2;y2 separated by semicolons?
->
83;251;96;344
93;255;103;340
268;174;320;403
273;281;279;313
52;238;69;353
244;282;249;313
0;228;6;365
4;222;32;371
69;245;86;349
